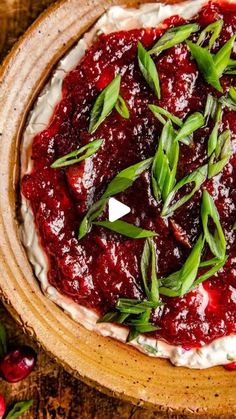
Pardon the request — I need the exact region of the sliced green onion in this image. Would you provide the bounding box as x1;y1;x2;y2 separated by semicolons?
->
229;86;236;102
152;121;179;202
89;75;121;133
93;220;157;239
207;103;222;157
141;238;159;303
201;190;226;259
161;165;208;217
214;35;236;77
175;111;205;145
78;198;107;240
193;256;227;287
149;23;199;55
5;400;33;419
204;94;219;121
137;339;159;355
148;104;183;127
51;139;103;168
197;20;223;50
78;158;152;239
179;235;205;295
138;41;161;99
102;158;153;199
186;40;222;92
117;299;158;309
115;95;130;119
160;235;205;296
208;129;232;178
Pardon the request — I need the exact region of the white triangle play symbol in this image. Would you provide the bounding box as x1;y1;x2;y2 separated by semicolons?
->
108;197;131;222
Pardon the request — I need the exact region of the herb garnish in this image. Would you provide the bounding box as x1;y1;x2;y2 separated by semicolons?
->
5;400;33;419
187;35;235;92
78;158;153;239
208;129;232;178
149;23;199;55
175;111;205;145
161;165;208;217
152;120;179;202
204;94;218;121
93;220;157;238
186;41;222;91
98;238;161;342
214;35;236;77
141;238;159;302
51;139;103;168
148;104;183;127
197;20;223;50
207;103;222;157
219;86;236;111
160;235;205;297
115;95;130;119
160;192;227;296
98;189;228;335
89;75;121;133
201;190;226;260
138;41;161;99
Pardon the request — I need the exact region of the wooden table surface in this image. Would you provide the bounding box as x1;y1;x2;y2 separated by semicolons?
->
0;1;173;418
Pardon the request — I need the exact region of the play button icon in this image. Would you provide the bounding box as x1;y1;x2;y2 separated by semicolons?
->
108;198;131;222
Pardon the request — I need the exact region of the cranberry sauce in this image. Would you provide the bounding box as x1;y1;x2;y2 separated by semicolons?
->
21;1;236;348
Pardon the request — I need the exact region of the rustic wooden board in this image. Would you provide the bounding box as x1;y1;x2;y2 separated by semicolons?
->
0;1;175;417
1;303;160;419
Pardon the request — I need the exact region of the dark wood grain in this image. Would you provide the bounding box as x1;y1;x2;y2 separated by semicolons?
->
0;2;172;418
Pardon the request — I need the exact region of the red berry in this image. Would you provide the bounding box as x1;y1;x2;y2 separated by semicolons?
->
0;394;6;418
224;362;236;371
0;346;36;383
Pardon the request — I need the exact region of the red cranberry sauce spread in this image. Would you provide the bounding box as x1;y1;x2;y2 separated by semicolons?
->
21;1;236;348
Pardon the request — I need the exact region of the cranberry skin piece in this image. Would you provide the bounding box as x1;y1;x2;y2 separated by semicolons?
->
224;362;236;371
0;395;6;418
0;346;36;383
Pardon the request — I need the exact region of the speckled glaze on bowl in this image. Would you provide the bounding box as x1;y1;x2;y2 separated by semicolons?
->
0;0;235;417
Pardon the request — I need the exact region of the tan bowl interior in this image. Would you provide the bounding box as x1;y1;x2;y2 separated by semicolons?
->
0;0;235;416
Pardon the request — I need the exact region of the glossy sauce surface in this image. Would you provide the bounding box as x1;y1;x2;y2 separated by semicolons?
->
22;1;236;348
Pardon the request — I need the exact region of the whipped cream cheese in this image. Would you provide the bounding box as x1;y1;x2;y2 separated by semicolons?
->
21;0;236;368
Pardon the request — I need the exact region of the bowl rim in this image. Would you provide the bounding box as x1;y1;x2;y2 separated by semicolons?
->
0;0;236;416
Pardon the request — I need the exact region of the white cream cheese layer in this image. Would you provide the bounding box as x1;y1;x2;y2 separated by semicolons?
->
21;0;236;368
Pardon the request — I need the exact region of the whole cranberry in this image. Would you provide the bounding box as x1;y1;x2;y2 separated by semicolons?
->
0;394;6;418
224;362;236;371
0;346;36;383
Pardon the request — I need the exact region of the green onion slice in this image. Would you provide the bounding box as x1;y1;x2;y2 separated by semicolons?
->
51;139;103;168
138;41;161;99
148;104;183;127
115;95;130;119
93;220;157;239
201;190;226;260
161;165;208;217
175;111;205;145
197;20;223;50
141;238;159;303
187;40;222;92
152;121;179;202
89;75;121;133
78;158;153;239
149;23;199;55
208;129;232;178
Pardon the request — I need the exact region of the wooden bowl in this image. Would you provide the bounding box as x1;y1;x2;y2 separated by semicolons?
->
0;0;235;416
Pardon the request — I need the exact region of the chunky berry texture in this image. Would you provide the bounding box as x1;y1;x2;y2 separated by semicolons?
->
21;1;236;348
0;346;36;383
